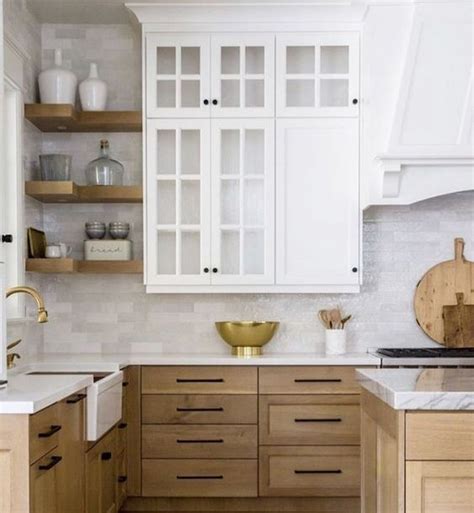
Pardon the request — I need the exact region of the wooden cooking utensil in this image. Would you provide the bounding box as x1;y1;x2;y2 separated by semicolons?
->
442;293;474;347
329;309;342;329
318;310;331;329
414;238;474;347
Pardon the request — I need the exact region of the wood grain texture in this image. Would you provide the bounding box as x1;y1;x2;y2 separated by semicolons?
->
26;258;78;274
141;394;258;425
259;395;360;446
414;238;474;346
141;366;258;395
29;403;60;464
25;104;142;133
142;425;258;459
30;448;62;513
443;293;474;347
26;259;143;274
125;366;141;498
259;446;360;497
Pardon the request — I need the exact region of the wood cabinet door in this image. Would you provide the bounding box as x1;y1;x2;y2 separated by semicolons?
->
276;118;359;287
276;33;359;117
210;34;274;118
406;461;474;513
146;119;211;285
146;33;210;118
211;118;275;285
30;449;63;513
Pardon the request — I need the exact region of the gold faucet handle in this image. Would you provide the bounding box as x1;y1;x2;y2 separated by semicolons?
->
6;353;21;369
7;339;21;351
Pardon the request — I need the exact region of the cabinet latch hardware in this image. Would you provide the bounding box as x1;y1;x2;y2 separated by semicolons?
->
176;378;224;383
294;469;342;474
176;407;224;412
101;452;112;461
294;379;342;383
176;439;224;444
294;418;342;423
177;475;224;480
38;425;62;438
39;455;62;471
1;234;13;243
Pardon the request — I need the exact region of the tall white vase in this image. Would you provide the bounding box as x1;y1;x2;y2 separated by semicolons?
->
79;63;108;111
39;49;77;105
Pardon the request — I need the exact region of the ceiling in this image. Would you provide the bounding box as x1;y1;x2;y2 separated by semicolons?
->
27;0;349;25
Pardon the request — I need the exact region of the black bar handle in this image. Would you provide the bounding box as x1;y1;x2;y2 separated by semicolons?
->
39;456;62;471
294;469;342;474
122;381;129;387
294;418;342;423
101;452;112;461
294;379;342;383
176;439;224;444
176;378;224;383
66;393;87;404
118;475;128;483
38;425;62;438
176;407;224;412
118;422;128;429
177;475;223;480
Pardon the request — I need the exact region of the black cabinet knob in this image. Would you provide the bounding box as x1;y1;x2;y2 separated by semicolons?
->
2;234;13;243
212;268;218;273
203;99;209;105
352;98;358;105
212;99;218;105
352;267;358;273
101;452;112;461
203;267;209;273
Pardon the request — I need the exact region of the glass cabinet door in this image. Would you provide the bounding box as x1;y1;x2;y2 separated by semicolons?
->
276;33;359;117
211;119;274;285
210;34;274;117
146;34;210;118
146;119;211;285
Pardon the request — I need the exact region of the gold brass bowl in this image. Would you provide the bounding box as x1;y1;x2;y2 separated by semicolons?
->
215;321;280;357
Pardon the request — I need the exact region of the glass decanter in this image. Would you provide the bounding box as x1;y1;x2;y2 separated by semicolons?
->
85;139;124;186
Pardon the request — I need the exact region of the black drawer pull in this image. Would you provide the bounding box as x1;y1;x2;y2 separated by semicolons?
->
38;425;62;438
294;379;342;383
177;475;223;480
118;422;128;429
176;407;224;413
39;456;62;471
122;381;129;387
294;418;342;423
118;475;128;483
66;393;87;404
294;469;342;474
176;378;224;383
101;452;112;461
176;439;224;444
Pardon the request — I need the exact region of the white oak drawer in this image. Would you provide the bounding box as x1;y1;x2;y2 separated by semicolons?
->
142;459;258;497
29;403;61;464
259;395;360;445
142;425;257;459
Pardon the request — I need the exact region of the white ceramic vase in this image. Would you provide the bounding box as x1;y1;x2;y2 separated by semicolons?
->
325;329;347;355
39;49;77;105
79;63;108;111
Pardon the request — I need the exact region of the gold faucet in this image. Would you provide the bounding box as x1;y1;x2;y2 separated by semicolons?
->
6;339;21;369
6;286;48;323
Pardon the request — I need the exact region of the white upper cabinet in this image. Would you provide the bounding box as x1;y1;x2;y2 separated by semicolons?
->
276;118;359;287
210;34;275;117
146;34;211;118
276;33;359;117
146;119;211;285
211;119;275;285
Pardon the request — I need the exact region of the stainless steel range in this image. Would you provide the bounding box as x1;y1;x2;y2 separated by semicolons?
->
375;347;474;368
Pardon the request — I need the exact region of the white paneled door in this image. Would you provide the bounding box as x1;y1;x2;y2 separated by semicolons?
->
210;34;275;118
146;119;211;285
276;118;359;286
146;34;211;118
211;119;275;285
276;33;359;117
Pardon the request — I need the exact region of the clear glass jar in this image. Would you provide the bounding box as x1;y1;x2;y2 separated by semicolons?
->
85;139;124;186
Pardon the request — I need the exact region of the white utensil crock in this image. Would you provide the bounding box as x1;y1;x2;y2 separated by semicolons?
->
79;63;108;111
39;49;77;105
325;329;347;355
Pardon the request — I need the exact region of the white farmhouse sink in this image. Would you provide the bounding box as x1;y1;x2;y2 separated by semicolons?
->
27;370;123;441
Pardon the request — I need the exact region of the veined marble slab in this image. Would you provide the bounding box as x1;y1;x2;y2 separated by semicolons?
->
357;368;474;410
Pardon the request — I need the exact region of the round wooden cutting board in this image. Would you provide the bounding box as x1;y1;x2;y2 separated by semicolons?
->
414;238;474;346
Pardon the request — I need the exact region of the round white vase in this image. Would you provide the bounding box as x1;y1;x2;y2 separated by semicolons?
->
39;49;77;105
79;63;108;111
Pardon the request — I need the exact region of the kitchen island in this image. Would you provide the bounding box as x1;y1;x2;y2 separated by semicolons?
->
357;368;474;513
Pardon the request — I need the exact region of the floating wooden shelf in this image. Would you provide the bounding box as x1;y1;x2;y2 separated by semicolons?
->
25;181;142;203
26;259;143;274
25;104;142;132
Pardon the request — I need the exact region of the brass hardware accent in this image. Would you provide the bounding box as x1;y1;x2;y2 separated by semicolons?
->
7;353;21;369
6;286;48;323
215;321;280;357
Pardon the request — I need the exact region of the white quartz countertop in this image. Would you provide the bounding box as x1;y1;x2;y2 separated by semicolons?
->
357;368;474;410
0;374;93;414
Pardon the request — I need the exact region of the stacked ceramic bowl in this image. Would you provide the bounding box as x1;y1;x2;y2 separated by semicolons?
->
109;222;130;240
85;221;106;240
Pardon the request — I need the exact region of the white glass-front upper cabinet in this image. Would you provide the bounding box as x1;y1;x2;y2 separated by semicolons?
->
210;35;275;117
146;119;211;285
276;33;359;117
146;34;210;118
211;119;274;285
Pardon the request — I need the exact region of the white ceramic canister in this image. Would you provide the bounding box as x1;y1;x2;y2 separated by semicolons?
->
325;329;347;355
79;63;108;111
39;49;77;105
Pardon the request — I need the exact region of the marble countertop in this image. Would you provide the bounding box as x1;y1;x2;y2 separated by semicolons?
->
357;368;474;410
